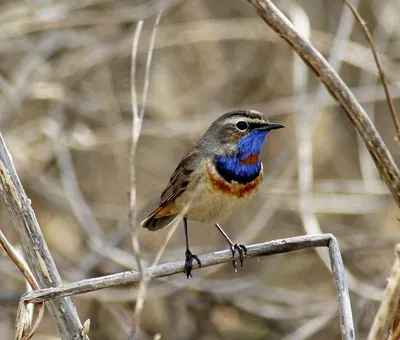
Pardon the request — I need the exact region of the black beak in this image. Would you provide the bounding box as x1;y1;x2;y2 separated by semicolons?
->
264;122;285;131
250;121;285;131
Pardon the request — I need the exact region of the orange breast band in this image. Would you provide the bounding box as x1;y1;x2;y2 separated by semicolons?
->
206;166;262;198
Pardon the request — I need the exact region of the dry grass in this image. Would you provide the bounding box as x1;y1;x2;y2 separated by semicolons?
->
1;0;400;339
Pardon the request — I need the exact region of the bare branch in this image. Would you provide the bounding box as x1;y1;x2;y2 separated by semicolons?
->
246;0;400;208
0;133;87;340
290;0;383;302
20;234;354;339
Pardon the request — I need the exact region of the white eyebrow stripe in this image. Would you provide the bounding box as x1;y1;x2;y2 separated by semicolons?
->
226;117;267;125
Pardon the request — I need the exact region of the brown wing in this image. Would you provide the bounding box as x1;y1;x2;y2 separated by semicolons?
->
159;148;201;205
141;148;202;231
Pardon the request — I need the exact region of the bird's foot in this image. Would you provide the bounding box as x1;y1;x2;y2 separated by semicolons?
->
184;249;201;279
229;244;247;270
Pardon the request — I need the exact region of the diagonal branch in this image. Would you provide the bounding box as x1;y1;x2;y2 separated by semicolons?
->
0;133;87;340
246;0;400;208
20;234;354;340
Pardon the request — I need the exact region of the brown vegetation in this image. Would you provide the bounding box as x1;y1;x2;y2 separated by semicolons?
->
1;0;400;339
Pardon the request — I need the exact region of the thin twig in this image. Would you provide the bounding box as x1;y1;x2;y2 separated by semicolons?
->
139;12;162;119
357;0;394;192
342;0;400;143
0;230;39;291
129;19;144;281
128;216;181;340
129;13;164;338
0;229;44;340
129;170;195;339
129;19;146;336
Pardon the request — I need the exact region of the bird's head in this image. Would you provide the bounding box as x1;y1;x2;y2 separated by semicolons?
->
201;110;284;161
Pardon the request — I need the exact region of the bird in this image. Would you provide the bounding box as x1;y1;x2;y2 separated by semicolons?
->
141;109;285;278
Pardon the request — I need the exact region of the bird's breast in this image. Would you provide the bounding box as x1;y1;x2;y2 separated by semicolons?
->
205;159;263;198
174;159;263;223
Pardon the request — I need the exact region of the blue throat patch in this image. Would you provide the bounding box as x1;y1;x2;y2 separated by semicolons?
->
216;130;268;184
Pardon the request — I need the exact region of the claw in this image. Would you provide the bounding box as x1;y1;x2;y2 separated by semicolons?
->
229;245;238;269
184;249;201;279
230;244;247;269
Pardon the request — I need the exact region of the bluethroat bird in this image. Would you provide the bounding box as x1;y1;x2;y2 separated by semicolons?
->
141;110;284;278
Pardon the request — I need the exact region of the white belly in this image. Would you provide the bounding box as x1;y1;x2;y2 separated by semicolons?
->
175;159;262;223
176;183;241;223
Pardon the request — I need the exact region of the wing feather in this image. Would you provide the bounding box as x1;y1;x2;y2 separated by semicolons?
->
141;147;203;231
159;148;201;205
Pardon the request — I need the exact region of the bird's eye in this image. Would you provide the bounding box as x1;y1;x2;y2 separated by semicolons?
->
236;121;248;131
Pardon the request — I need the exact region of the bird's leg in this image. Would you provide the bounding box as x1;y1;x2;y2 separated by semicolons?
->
183;218;201;278
215;223;247;270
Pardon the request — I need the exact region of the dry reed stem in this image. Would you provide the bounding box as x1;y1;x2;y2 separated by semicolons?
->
129;13;163;338
0;133;87;339
368;244;400;340
129;20;144;275
129;20;145;335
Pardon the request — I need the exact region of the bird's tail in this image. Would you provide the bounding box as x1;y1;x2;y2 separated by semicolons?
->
141;205;178;231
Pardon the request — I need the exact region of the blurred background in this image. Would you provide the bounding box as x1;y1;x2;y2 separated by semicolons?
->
1;0;400;339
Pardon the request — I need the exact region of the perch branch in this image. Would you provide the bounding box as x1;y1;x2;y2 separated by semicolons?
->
21;234;354;340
